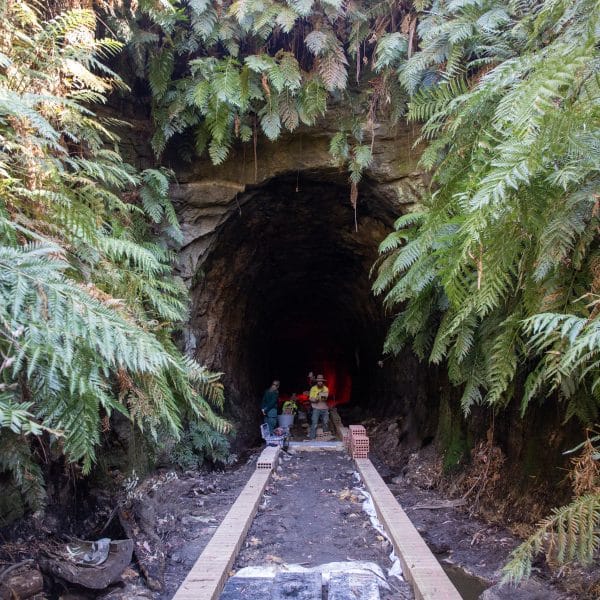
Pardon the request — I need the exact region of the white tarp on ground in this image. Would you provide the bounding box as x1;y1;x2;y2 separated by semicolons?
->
232;561;389;590
354;484;404;580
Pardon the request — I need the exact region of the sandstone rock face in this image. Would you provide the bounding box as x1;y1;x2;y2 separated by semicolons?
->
170;123;436;447
171;122;424;283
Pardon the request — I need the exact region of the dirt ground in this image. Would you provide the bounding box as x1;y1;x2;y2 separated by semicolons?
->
233;449;412;598
2;435;599;600
368;433;600;600
155;459;257;599
0;459;258;600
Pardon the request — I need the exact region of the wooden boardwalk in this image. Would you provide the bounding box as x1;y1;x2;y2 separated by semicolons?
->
171;436;461;600
171;446;279;600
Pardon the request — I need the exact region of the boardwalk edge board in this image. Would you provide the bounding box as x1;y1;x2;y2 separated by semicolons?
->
171;446;280;600
354;458;462;600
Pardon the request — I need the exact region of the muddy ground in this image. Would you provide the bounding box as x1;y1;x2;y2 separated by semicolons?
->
2;433;599;599
0;459;258;600
233;449;412;598
367;421;600;600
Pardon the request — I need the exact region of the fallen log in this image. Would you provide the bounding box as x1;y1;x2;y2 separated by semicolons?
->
410;498;467;510
39;539;133;590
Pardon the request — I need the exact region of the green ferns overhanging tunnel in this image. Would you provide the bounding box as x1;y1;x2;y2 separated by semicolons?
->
1;0;600;588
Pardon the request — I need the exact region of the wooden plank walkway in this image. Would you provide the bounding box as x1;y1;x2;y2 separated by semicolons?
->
171;446;279;600
355;458;461;600
170;430;461;600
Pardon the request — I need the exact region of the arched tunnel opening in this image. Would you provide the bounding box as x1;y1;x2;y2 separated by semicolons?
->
189;171;438;447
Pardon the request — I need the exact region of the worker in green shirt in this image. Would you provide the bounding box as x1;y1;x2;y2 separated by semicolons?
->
261;380;280;433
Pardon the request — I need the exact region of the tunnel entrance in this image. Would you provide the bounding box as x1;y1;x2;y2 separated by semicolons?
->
189;171;434;446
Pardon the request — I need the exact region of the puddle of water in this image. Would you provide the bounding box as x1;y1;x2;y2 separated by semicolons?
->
377;474;492;598
440;562;491;600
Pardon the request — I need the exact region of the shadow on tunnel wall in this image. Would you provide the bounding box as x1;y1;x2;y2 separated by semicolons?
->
187;171;440;450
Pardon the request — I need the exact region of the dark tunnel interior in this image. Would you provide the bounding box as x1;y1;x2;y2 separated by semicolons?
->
190;172;438;446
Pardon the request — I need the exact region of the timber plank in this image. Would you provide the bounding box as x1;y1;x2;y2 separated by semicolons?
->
354;458;461;600
171;461;275;600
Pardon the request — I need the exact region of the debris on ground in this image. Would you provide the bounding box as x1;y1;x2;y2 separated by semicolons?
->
39;539;133;590
0;562;43;600
3;432;597;599
66;537;112;566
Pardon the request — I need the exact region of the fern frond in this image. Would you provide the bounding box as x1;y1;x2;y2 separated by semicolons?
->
502;493;600;585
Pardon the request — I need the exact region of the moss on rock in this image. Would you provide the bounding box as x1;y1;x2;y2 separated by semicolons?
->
437;396;470;471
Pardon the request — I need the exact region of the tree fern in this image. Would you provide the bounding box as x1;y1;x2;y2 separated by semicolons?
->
503;492;600;585
172;420;233;469
377;0;600;424
0;0;230;515
374;0;600;582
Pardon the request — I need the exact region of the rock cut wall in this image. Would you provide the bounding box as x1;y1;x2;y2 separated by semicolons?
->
167;119;437;447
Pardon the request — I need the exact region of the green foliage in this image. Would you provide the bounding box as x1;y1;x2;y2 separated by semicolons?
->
374;32;409;72
503;431;600;585
502;492;600;585
0;0;229;514
172;420;234;469
373;0;600;583
101;0;411;192
329;128;374;185
376;0;600;422
0;432;46;513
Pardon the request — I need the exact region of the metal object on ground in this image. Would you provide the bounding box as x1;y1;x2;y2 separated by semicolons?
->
39;539;134;590
260;423;287;447
66;537;111;566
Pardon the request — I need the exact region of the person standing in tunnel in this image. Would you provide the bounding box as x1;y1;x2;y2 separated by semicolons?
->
261;380;280;434
309;374;330;439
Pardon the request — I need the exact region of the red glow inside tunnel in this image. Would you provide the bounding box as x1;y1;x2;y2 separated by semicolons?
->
269;316;354;407
322;364;352;407
278;365;352;407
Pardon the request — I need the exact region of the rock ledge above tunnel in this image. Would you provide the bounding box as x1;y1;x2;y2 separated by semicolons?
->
171;121;425;282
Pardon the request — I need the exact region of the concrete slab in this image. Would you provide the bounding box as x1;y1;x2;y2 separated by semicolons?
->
271;572;322;599
288;441;344;451
328;572;380;600
220;577;272;598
